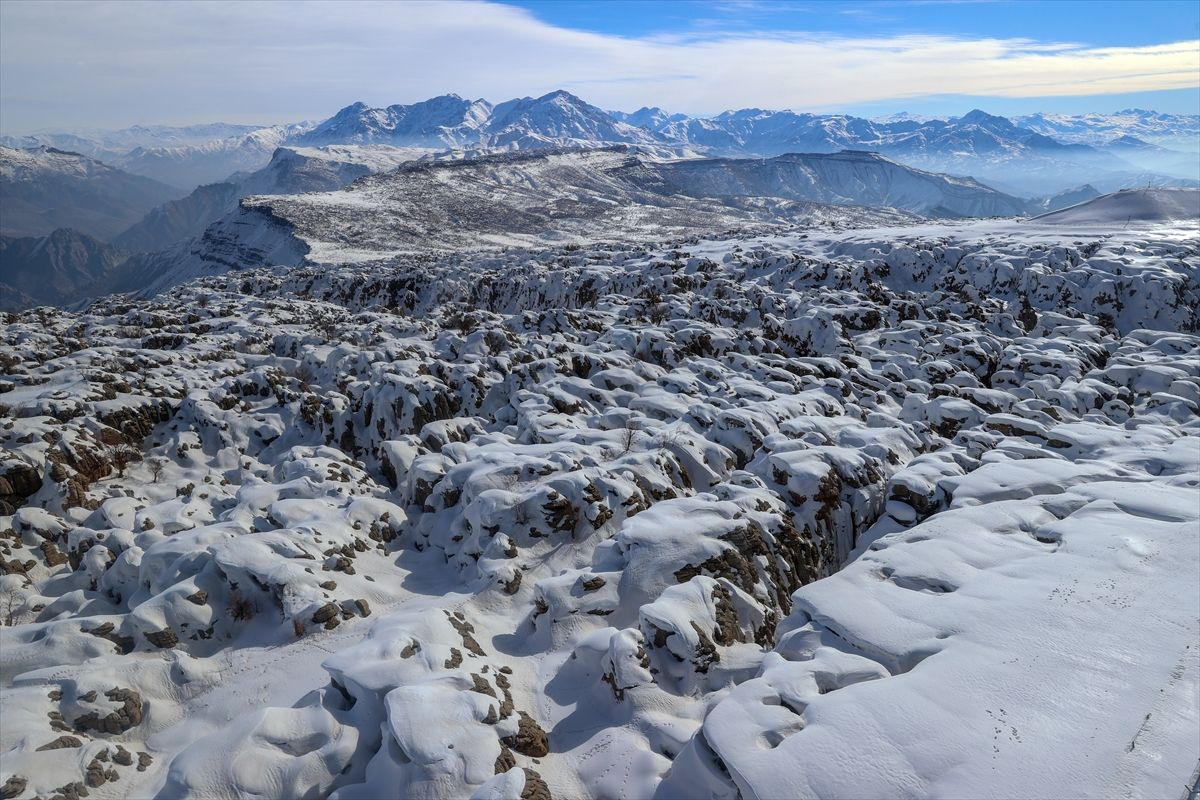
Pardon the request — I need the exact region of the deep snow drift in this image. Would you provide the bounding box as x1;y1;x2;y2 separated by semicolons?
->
0;220;1197;800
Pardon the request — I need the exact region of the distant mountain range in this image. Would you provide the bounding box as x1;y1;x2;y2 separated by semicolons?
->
5;92;1196;193
616;105;1197;195
1013;109;1200;147
2;91;1197;312
1;123;315;189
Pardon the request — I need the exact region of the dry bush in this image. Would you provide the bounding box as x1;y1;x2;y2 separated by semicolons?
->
108;444;142;477
295;363;316;390
228;590;257;621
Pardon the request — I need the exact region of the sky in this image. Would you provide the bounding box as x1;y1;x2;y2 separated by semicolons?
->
0;0;1197;133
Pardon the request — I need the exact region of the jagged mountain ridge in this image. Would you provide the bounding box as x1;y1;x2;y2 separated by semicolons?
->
296;91;665;152
295;95;493;148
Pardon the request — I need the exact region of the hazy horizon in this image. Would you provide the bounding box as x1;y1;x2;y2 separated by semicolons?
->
2;0;1197;134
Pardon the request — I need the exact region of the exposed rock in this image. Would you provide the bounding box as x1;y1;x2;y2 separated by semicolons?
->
311;603;339;624
494;745;516;774
520;768;553;800
0;462;41;514
36;735;83;751
503;711;549;757
144;628;178;648
73;687;143;735
0;776;26;800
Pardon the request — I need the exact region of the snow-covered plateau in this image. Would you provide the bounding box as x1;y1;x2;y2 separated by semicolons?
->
0;214;1198;800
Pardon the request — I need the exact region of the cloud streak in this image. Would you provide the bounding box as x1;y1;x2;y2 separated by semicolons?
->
1;0;1196;131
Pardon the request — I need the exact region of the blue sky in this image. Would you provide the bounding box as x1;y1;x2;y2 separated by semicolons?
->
1;0;1197;132
502;1;1199;48
500;0;1200;116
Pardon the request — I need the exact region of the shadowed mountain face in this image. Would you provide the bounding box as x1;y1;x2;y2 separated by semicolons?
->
110;182;242;254
0;146;183;239
644;151;1029;217
0;227;128;311
1031;184;1101;213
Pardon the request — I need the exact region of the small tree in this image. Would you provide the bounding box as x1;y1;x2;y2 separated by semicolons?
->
619;418;640;455
148;458;166;483
1;588;22;626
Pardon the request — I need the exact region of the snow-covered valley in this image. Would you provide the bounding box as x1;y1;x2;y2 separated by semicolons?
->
1;215;1197;799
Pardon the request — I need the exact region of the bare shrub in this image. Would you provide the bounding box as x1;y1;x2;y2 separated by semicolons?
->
148;458;166;483
108;444;142;477
295;363;316;390
228;590;256;621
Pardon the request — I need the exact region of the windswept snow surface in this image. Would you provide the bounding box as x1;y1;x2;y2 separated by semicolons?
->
0;220;1197;800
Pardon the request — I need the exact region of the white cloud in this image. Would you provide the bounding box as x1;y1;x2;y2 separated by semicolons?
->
1;0;1196;131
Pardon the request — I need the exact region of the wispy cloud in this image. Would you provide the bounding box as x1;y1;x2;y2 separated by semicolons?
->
0;0;1196;131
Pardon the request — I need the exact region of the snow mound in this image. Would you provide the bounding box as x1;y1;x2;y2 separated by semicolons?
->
1032;187;1200;225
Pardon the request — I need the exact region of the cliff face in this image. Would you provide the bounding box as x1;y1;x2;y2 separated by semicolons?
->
111;182;242;254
